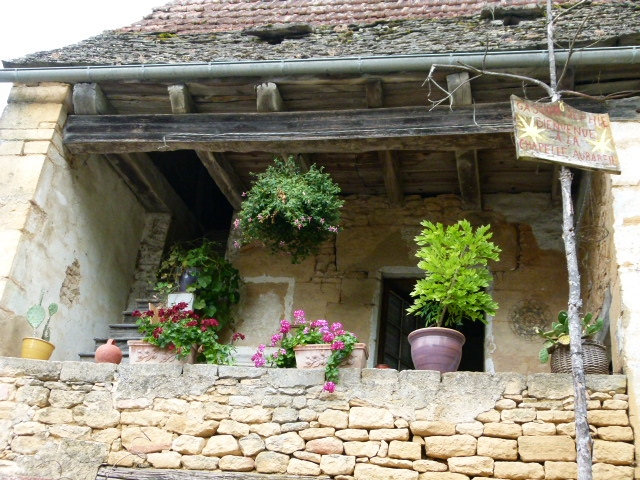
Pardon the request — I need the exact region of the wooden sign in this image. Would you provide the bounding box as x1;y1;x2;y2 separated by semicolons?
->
511;95;620;174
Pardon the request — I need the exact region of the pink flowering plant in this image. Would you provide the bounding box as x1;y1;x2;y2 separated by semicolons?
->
251;309;358;393
133;302;245;364
235;156;344;263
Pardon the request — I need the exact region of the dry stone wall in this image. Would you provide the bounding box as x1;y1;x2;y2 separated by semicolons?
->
0;357;634;480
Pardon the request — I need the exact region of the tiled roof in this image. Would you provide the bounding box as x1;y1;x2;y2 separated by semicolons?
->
4;1;637;67
120;0;612;34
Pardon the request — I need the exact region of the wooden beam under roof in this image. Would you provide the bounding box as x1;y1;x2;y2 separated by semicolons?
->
168;83;246;210
447;72;481;211
73;83;116;115
63;103;521;154
366;78;404;206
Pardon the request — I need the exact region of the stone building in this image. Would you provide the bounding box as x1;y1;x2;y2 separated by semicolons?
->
0;1;639;479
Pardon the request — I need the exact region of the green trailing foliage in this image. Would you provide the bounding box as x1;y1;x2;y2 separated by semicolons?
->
407;220;501;328
535;310;604;363
155;238;241;330
236;156;344;263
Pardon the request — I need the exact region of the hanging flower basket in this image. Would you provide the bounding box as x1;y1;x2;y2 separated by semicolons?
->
235;157;344;263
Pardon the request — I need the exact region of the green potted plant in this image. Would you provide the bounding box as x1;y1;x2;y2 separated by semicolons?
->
535;310;608;373
251;309;367;393
406;219;501;372
21;291;58;360
235;156;344;263
155;238;241;330
130;302;245;364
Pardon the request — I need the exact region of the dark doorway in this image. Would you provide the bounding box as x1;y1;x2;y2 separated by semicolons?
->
377;277;485;371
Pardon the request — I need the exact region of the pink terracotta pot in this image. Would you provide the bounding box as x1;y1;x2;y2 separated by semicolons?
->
127;340;195;364
95;339;123;364
294;343;368;369
407;327;465;373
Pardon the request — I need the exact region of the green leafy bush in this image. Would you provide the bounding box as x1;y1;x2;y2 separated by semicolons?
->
155;238;241;330
236;157;344;263
407;220;501;327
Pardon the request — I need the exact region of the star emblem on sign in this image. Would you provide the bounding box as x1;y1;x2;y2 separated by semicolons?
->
516;114;547;142
587;129;614;154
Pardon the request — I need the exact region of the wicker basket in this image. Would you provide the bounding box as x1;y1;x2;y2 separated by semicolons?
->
550;340;609;374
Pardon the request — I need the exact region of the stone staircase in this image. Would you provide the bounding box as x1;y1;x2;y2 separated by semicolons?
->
78;299;152;363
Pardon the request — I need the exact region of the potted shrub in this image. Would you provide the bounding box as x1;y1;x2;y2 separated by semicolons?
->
155;238;241;330
535;310;608;374
21;292;58;360
406;219;501;372
251;309;367;393
130;302;245;364
235;156;344;263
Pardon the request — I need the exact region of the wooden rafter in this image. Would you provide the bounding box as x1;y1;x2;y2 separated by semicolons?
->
72;83;116;115
168;83;246;210
447;72;481;211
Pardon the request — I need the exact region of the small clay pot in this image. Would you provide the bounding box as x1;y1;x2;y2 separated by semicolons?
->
95;339;123;364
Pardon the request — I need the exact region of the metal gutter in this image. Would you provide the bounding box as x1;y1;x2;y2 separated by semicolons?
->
0;47;638;84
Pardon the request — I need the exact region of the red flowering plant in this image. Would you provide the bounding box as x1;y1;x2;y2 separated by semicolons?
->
133;302;244;364
251;309;358;393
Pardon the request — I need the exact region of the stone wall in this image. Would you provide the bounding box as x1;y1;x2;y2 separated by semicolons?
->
0;84;150;360
0;357;633;480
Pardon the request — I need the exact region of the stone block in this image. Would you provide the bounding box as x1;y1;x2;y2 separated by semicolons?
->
120;410;166;426
585;374;626;394
33;407;73;424
476;436;518;460
121;426;172;454
494;460;544;479
521;421;556;436
147;451;182;468
544;460;577;479
48;389;85;409
597;426;633;441
423;434;477;459
251;422;282;437
588;409;629;426
305;436;343;454
518;435;576;462
369;457;413;469
298;427;336;441
388;440;421;460
536;410;575;423
255;451;289;473
48;424;91;439
172;435;206;455
412;459;448;472
369;428;410;441
230;406;272;424
320;454;356;476
202;435;241;456
0;102;66;129
7;84;72;105
592;439;635;465
319;408;349;429
288;458;321;475
0;357;61;380
10;435;46;454
482;422;522;438
349;407;394;429
501;407;536;423
217;419;250;437
411;420;456;436
336;428;369;441
15;385;49;407
239;433;265;456
267;368;325;388
344;441;380;457
181;455;220;470
602;399;628;410
265;431;305;454
354;463;419;480
455;421;484;437
218;455;255;471
591;462;634;480
447;455;494;476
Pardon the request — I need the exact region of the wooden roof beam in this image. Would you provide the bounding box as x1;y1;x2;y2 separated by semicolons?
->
447;72;481;211
72;83;116;114
169;83;246;210
366;78;404;206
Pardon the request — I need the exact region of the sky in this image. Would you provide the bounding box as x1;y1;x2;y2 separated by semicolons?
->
0;0;163;113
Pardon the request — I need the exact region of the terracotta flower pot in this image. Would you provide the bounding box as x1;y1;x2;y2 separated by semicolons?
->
127;340;196;364
407;327;466;373
294;343;368;369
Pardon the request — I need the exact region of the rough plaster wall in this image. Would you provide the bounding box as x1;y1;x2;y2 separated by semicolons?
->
0;84;147;360
231;192;568;374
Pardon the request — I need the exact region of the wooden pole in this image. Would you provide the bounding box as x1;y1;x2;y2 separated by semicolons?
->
547;1;593;478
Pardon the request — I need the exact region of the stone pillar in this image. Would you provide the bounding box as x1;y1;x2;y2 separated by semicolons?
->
609;119;640;466
0;83;72;355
